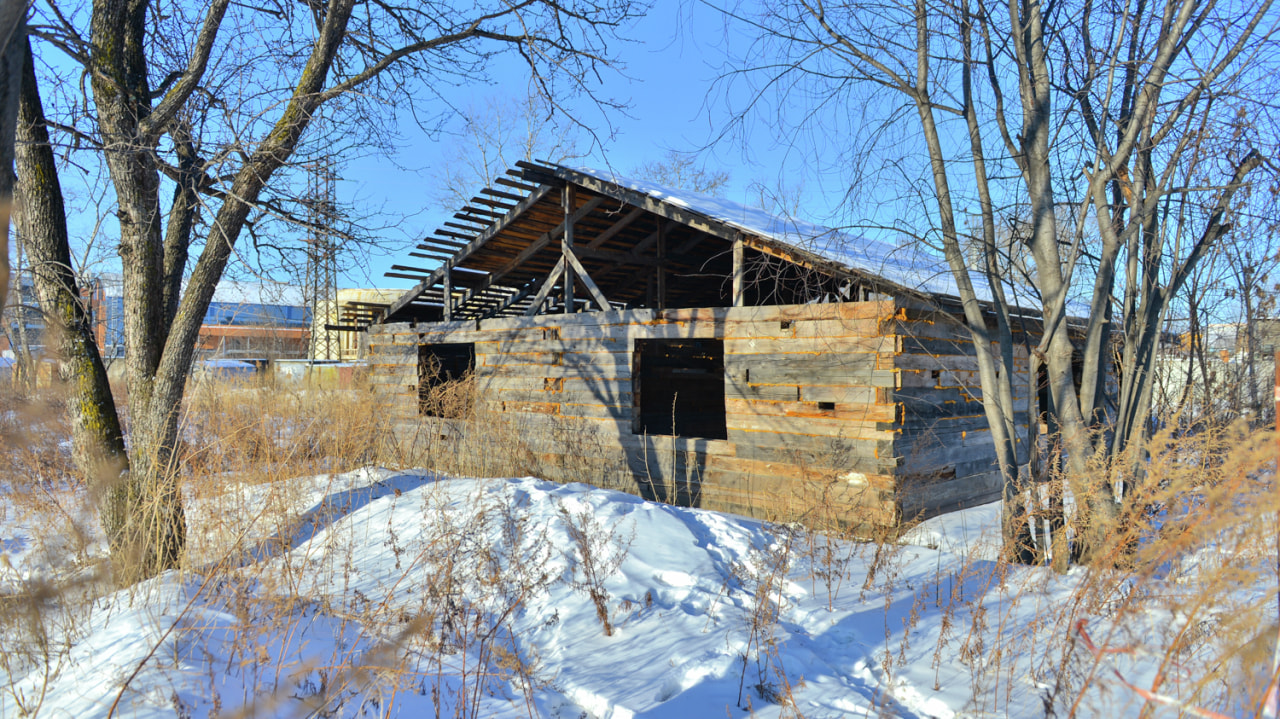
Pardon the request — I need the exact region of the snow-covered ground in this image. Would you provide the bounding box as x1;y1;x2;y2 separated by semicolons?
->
1;467;1275;718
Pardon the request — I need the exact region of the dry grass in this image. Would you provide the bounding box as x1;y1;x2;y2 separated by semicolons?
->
0;373;1276;717
0;373;642;717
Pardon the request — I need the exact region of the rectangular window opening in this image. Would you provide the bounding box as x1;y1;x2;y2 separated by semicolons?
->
633;338;727;440
418;342;476;418
817;401;836;411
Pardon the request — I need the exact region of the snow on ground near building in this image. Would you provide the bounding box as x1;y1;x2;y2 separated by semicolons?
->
1;468;1275;718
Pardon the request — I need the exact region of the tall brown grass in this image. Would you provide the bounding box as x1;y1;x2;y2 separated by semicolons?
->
0;372;1276;717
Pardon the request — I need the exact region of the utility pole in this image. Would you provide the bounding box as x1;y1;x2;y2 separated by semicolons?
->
305;154;339;361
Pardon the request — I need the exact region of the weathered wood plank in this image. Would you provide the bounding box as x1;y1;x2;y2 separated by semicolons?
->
725;358;894;387
724;336;898;355
726;412;895;438
479;307;659;331
479;338;630;354
491;388;634;405
477;375;631;394
894;387;986;419
727;383;802;401
660;301;894;324
724;398;896;423
557;322;719;342
901;336;977;355
730;442;898;476
560;403;632;420
479;351;630;367
898;470;1003;519
706;455;894;488
487;363;629;379
790;318;881;339
367;343;417;359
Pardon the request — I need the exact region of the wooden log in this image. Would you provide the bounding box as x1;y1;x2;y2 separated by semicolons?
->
661;301;894;324
724;356;893;387
724;398;895;423
728;441;898;476
796;386;880;404
487;363;629;379
900;336;977;355
723;336;898;355
898;470;1003;519
726;383;802;402
478;350;630;367
726;411;893;440
732;238;744;307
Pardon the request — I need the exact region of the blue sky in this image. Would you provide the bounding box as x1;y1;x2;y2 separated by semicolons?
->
338;1;838;289
26;1;896;296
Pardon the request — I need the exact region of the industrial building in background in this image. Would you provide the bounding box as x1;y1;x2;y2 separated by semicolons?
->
83;274;312;362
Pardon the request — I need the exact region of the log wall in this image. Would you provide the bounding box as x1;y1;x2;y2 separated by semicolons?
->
366;298;1028;529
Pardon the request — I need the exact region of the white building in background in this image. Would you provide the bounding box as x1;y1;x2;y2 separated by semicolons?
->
309;288;404;362
1152;321;1278;422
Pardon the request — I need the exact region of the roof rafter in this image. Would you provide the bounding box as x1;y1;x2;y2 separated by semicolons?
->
384;183;558;320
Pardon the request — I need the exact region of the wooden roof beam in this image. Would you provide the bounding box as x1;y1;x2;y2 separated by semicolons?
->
523;257;567;316
564;245;611;312
471;196;515;211
384;182;557;320
517;162;739;243
433;229;474;242
496;176;538;192
575;246;661;267
448;195;608;313
737;235;902;295
480;282;539;318
421;237;467;248
460;205;504;219
481;187;525;202
391;264;436;275
585;206;645;250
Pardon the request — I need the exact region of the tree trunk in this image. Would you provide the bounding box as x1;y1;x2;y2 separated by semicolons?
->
15;39;149;581
0;3;25;320
82;0;349;581
9;230;32;395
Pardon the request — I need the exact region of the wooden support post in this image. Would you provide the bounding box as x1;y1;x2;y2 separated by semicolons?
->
563;185;575;314
656;220;666;310
442;266;452;321
563;246;611;311
732;237;744;307
525;257;567;317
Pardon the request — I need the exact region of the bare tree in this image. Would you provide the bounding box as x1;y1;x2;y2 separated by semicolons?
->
0;0;24;319
15;38;127;501
432;92;587;212
713;0;1277;564
21;0;643;582
632;148;731;196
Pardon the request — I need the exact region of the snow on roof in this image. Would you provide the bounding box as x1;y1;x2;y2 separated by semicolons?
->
564;165;1019;305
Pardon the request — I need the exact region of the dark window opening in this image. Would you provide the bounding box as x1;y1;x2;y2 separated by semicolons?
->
633;339;727;440
418;343;475;418
818;401;836;411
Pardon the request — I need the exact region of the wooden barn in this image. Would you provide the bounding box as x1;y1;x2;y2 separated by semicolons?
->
349;160;1045;529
